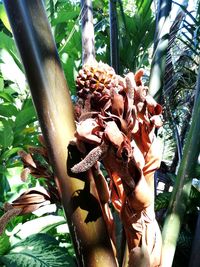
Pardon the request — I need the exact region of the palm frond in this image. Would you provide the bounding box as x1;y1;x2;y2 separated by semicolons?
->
160;2;200;169
149;0;172;97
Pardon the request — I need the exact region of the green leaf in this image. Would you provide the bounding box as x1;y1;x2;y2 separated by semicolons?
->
0;147;22;162
0;77;4;91
14;103;36;132
52;10;78;25
0;232;10;256
0;92;14;103
0;233;76;267
0;172;11;202
0;31;15;52
61;56;77;95
0;103;18;117
0;4;11;32
0;119;14;148
155;192;171;211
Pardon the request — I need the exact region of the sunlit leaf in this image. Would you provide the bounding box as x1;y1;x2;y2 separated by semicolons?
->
0;91;15;103
0;50;26;93
0;4;11;32
0;233;77;267
15;215;66;239
0;31;15;53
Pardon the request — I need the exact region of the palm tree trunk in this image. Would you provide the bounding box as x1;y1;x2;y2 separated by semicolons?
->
3;1;117;266
162;10;187;170
109;0;119;74
81;0;95;64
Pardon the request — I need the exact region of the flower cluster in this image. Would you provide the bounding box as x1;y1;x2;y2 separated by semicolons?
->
72;61;163;266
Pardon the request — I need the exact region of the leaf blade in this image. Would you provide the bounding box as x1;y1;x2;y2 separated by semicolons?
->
1;233;76;267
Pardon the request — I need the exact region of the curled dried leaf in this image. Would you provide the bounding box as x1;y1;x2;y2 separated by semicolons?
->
11;187;51;214
18;150;36;168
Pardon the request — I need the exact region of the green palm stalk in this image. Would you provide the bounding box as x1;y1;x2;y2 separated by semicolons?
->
3;1;117;266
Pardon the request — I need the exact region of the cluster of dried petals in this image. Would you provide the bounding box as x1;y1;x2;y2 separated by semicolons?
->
19;149;50;181
72;62;163;266
18;137;60;204
0;136;60;234
0;187;50;235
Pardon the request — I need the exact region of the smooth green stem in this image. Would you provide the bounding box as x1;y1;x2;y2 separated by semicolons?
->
3;1;117;266
161;76;200;267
